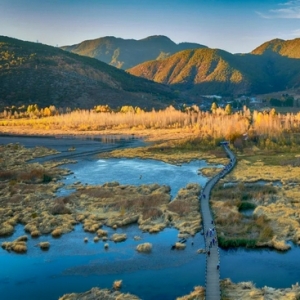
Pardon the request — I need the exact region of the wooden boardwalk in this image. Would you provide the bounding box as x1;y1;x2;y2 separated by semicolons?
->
200;145;236;300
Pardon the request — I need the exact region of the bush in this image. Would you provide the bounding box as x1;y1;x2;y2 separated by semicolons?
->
238;202;256;211
42;173;52;183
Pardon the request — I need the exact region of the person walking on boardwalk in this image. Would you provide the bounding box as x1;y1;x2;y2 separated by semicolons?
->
207;250;210;257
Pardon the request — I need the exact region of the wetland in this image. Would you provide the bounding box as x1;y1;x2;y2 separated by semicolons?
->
0;134;300;300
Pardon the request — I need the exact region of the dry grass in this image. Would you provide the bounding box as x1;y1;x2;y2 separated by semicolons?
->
221;278;300;299
211;148;300;249
50;198;72;215
0;223;14;236
136;243;152;253
113;280;122;290
176;286;205;300
1;238;27;254
110;233;127;242
175;242;186;250
39;241;50;250
51;228;62;238
93;236;100;243
141;207;163;220
12;242;27;253
168;200;191;217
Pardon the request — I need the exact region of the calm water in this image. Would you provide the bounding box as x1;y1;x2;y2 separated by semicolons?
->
0;225;206;300
58;158;210;198
0;135;300;300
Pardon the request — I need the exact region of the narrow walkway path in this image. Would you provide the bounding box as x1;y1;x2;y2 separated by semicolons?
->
200;145;236;300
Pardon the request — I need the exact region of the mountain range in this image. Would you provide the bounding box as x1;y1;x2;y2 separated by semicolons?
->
62;36;300;97
0;36;178;110
61;35;207;70
127;39;300;96
1;35;300;110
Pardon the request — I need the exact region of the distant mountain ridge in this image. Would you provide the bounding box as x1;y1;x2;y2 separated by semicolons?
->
0;36;178;109
61;35;300;96
1;35;300;109
61;35;207;69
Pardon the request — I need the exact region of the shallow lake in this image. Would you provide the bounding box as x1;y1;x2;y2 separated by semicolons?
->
58;158;210;198
0;135;300;300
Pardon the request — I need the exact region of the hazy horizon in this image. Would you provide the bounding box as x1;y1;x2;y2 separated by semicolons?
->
1;0;300;54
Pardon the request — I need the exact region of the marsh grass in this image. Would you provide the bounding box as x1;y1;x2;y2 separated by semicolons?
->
218;237;257;248
136;242;152;253
0;168;53;184
51;228;62;237
141;207;163;220
211;181;277;248
258;225;274;241
168;200;191;217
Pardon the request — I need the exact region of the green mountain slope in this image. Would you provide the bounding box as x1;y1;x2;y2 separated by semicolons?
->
128;46;300;96
0;36;178;109
251;38;300;58
61;35;207;70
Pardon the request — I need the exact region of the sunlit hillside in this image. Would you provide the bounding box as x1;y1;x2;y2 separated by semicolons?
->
128;46;300;96
251;38;300;58
0;36;178;110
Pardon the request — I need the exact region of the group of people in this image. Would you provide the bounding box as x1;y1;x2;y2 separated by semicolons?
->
205;222;220;270
206;222;217;251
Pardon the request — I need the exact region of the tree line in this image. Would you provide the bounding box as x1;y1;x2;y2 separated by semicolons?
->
1;103;300;148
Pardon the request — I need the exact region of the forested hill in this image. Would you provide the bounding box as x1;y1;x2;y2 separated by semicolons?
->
0;36;178;110
127;45;300;96
61;35;207;70
251;38;300;58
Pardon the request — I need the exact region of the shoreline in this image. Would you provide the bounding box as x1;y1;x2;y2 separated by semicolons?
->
0;126;204;142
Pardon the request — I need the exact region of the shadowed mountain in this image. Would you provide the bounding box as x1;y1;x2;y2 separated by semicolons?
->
61;35;207;70
0;36;180;110
128;46;300;96
251;38;300;59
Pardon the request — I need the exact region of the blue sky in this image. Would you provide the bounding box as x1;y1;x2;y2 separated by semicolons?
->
1;0;300;53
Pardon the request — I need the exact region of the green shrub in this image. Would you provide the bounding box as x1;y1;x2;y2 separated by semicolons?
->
238;202;256;211
218;236;257;248
42;173;52;183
